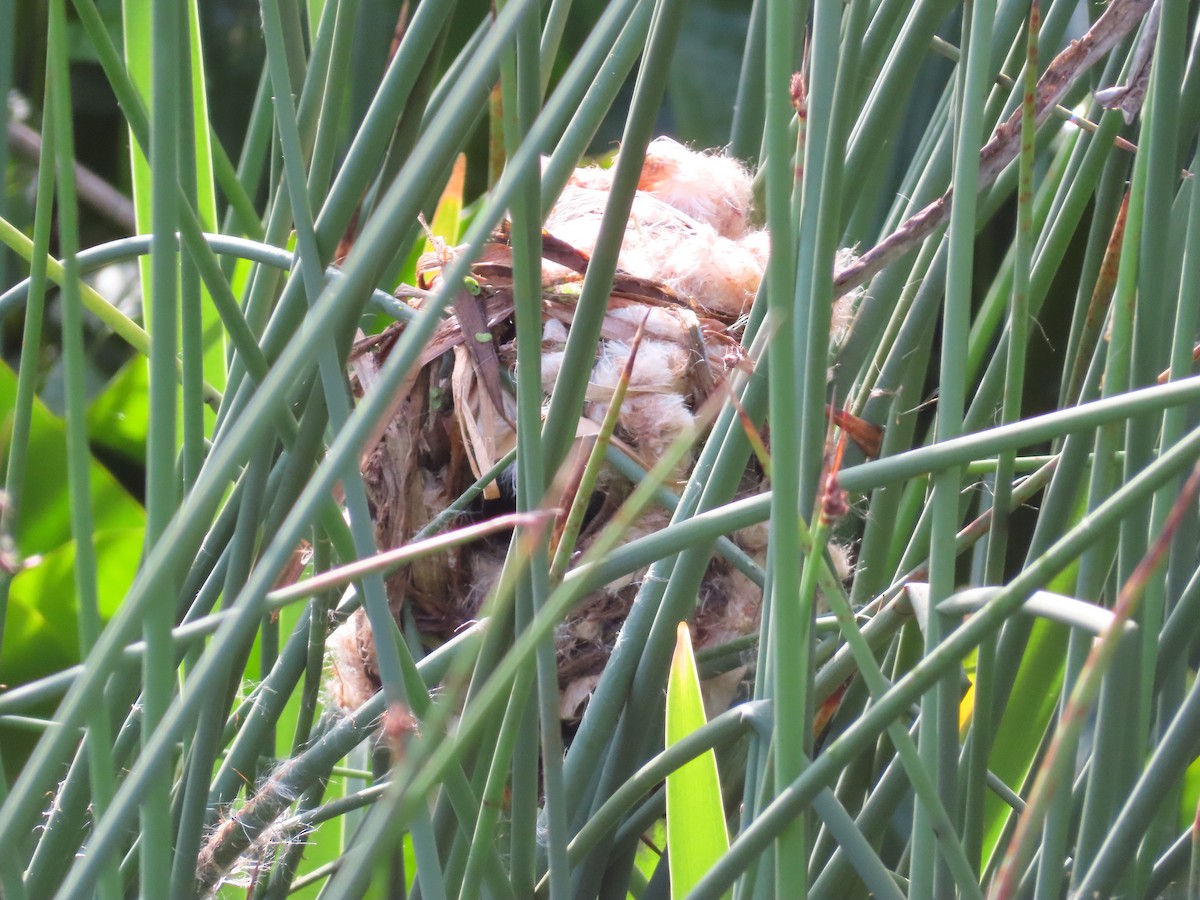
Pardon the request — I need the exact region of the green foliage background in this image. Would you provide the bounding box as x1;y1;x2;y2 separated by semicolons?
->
2;0;1200;898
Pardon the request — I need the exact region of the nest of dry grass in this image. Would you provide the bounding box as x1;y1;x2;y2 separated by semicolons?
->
327;138;858;720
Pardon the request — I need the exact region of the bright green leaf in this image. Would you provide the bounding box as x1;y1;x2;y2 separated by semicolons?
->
87;358;150;465
0;527;144;687
0;362;144;556
665;621;730;899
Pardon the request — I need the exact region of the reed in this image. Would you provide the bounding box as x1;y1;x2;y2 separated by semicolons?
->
1;1;1197;897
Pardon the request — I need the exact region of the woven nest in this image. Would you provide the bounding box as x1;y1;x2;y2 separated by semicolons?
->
326;138;858;720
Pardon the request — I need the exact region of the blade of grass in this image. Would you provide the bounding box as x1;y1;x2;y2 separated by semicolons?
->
0;0;529;873
666;622;730;899
760;0;802;893
964;0;1040;875
915;0;993;885
1125;3;1191;890
1074;666;1200;896
499;3;558;891
45;2;121;895
550;319;647;580
0;231;408;327
685;418;1200;899
545;702;766;891
0;57;57;693
140;0;184;890
0;0;10;297
995;464;1200;898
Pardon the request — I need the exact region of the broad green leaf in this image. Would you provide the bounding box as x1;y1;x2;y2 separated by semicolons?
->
0;527;143;687
1179;731;1200;832
87;357;150;465
0;362;144;556
665;621;729;899
629;821;666;900
88;355;215;465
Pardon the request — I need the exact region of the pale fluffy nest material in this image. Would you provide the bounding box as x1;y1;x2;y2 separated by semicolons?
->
327;137;859;720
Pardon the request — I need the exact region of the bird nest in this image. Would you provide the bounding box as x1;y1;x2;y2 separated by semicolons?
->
326;138;858;720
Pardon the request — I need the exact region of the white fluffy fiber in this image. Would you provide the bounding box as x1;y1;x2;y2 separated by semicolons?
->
547;138;769;319
637;136;754;239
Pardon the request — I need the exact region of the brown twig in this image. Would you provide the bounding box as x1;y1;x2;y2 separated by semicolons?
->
1064;190;1131;404
7;119;138;233
928;35;1138;154
267;511;557;604
1093;0;1160;123
834;0;1154;298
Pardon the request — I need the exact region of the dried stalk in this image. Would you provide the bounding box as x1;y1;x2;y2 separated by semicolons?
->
834;0;1155;298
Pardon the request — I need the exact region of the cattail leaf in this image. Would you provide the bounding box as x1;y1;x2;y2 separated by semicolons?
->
665;621;730;899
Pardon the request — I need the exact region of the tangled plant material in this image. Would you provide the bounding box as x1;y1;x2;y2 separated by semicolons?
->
328;138;859;720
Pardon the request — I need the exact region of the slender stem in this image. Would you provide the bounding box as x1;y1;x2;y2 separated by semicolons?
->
762;0;802;890
45;2;121;895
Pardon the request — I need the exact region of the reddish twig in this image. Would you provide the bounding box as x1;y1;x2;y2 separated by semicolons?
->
1065;190;1131;404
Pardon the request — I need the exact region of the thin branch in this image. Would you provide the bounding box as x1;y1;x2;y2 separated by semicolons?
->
929;35;1138;153
7;119;138;233
834;0;1154;298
